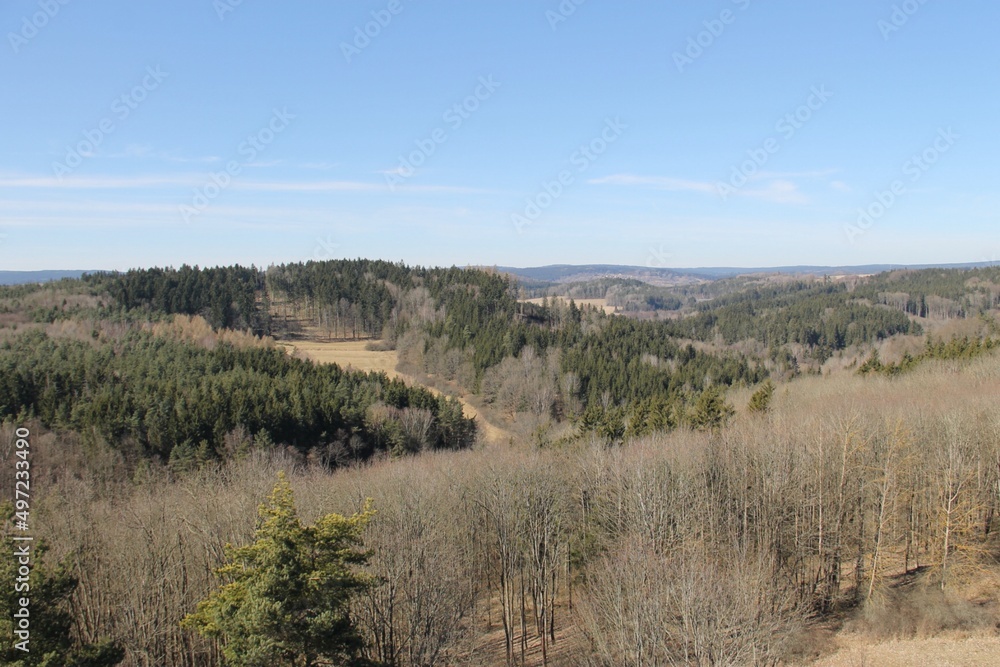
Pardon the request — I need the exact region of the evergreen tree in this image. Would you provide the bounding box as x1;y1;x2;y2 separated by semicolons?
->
0;504;124;667
181;474;377;667
857;350;884;375
687;387;735;431
747;380;775;414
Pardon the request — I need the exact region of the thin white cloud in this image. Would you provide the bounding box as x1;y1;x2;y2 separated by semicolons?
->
588;174;717;193
164;155;222;164
120;144;152;158
243;159;286;168
298;161;339;170
0;199;355;229
0;199;182;215
0;174;200;189
740;180;809;205
230;180;490;194
96;145;222;164
590;172;808;204
750;168;839;182
236;180;381;192
0;173;487;195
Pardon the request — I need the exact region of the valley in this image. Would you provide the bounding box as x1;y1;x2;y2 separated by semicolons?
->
2;260;999;666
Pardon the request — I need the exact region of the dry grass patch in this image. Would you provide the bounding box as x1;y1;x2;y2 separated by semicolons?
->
522;296;617;315
806;635;1000;667
279;338;402;378
280;338;513;444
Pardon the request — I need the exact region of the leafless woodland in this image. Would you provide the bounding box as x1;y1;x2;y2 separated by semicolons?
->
5;353;1000;666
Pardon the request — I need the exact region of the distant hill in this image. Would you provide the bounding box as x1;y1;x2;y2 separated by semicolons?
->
495;265;707;286
7;261;1000;288
0;270;91;285
498;261;1000;284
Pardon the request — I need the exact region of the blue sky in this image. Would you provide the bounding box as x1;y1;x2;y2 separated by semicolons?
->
2;0;998;271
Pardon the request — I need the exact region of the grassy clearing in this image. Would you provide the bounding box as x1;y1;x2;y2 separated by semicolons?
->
279;337;513;445
279;339;402;378
806;635;1000;667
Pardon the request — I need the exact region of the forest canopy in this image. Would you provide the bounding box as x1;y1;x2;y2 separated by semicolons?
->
0;328;474;467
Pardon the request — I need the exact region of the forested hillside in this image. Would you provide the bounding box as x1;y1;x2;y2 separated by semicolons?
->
78;261;1000;446
0;307;474;470
84;265;269;333
3;260;1000;666
854;266;1000;317
519;277;686;313
659;281;918;361
0;276;475;470
90;262;765;439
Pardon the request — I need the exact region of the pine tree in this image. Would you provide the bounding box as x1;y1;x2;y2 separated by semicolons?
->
747;380;775;414
181;474;377;667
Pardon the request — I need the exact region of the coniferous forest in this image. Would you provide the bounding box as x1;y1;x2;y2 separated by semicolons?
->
2;261;1000;666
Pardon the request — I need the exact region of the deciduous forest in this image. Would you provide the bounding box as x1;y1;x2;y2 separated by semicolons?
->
2;261;1000;666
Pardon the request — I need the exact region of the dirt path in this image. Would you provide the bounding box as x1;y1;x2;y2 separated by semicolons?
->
278;338;512;445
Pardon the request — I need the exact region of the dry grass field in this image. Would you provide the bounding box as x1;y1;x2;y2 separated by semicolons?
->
807;634;1000;667
469;629;1000;667
279;336;512;444
278;338;402;379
